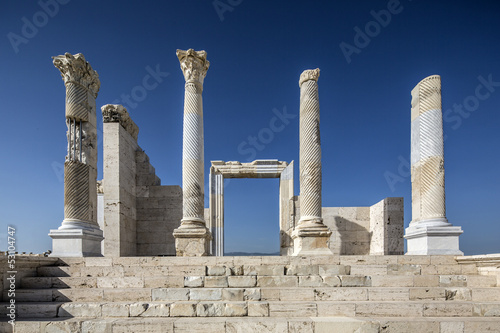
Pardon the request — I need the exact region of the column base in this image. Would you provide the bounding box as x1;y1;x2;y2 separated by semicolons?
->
291;227;333;256
404;224;463;255
173;227;212;256
49;221;104;257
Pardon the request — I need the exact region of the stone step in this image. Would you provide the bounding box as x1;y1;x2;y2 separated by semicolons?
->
3;316;500;333
23;273;496;291
2;300;500;319
6;286;500;303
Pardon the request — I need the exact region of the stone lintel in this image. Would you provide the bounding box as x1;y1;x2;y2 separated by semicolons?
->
52;52;100;98
211;160;288;178
102;104;139;141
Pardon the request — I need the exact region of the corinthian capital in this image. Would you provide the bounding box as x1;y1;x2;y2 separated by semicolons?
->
299;68;320;87
176;49;210;85
53;53;101;98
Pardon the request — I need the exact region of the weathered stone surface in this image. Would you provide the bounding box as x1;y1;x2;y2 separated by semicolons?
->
58;303;101;317
196;302;225;317
222;288;244;301
257;276;298;287
189;288;222;301
129;303;169;317
184;276;204;287
248;301;269;317
225;302;248;316
152;288;189;301
102;303;129;317
170;302;196;317
228;276;257;287
204;276;228;287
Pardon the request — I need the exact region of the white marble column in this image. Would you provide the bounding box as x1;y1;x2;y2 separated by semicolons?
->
292;68;332;256
405;75;463;255
49;53;104;257
173;49;212;256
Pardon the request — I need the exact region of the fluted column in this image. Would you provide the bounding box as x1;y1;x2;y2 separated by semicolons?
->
49;53;104;257
292;68;332;256
173;49;212;256
405;75;463;255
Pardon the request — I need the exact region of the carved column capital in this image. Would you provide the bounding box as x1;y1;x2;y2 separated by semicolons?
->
176;49;210;86
299;68;320;87
101;104;139;141
52;53;101;98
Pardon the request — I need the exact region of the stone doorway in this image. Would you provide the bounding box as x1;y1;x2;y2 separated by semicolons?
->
208;160;294;256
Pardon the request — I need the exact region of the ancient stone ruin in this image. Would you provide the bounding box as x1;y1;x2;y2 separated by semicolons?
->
2;50;499;332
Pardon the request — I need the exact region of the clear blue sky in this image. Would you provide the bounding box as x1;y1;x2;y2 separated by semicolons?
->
1;1;499;255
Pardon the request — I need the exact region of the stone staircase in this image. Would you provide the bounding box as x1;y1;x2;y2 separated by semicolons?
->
1;255;499;332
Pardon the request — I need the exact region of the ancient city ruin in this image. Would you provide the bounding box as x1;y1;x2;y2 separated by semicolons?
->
1;50;498;332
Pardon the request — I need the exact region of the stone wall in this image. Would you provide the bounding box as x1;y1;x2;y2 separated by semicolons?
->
136;150;182;256
101;106;182;257
282;197;404;255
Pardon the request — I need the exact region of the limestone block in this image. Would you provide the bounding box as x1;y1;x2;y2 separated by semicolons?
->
257;276;298;287
144;276;184;288
103;288;150;302
340;275;372;287
205;276;228;287
440;321;465;333
467;275;497;287
279;288;314;301
184;276;204;287
97;277;143;288
286;265;318;276
244;265;285;276
228;276;257;287
409;288;445;300
152;288;189;301
225;319;288;333
54;288;104;302
319;264;349;276
10;321;41;333
43;321;83;333
314;288;368;301
101;303;129;317
440;275;467;287
248;302;269;317
317;302;356;317
387;264;421;275
224;302;248;316
131;303;169;317
244;288;261;301
260;288;280;301
269;302;317;317
356;302;424;317
379;320;439;332
322;275;342;287
371;275;414;287
414;275;439;287
174;319;225;332
473;303;500;317
223;288;244;301
189;288;222;301
58;303;101;317
206;265;226;276
447;288;471;302
170;302;196;317
423;303;473;317
16;303;59;318
472;288;500;301
112;318;174;332
368;287;409;301
299;276;324;287
196;302;225;316
349;265;386;276
169;265;206;276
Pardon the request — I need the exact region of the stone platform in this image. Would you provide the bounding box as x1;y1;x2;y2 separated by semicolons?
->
1;255;499;332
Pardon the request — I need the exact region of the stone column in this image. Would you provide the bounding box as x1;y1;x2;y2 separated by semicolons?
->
292;68;332;256
49;53;104;257
173;49;212;256
405;75;463;255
